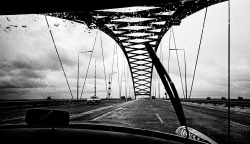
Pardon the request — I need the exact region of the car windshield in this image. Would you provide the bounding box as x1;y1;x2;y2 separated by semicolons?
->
1;1;250;144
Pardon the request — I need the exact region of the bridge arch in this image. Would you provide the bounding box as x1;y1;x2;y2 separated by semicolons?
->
44;0;228;99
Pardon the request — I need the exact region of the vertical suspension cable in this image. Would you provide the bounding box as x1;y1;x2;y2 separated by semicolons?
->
108;43;116;98
189;7;208;99
154;66;157;97
166;28;172;99
45;16;74;99
168;29;172;73
116;44;121;98
127;59;130;98
121;54;124;97
99;31;108;97
171;28;185;99
161;42;165;99
124;55;127;98
94;60;97;96
228;0;231;143
111;43;116;84
80;30;98;99
158;42;163;98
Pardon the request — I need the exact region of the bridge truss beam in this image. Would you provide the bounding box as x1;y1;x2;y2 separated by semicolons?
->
43;0;227;99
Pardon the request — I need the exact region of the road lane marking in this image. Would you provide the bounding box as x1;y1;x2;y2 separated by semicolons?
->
1;101;135;123
70;105;113;119
92;100;135;120
146;100;152;107
156;113;164;123
230;121;250;128
0;116;24;123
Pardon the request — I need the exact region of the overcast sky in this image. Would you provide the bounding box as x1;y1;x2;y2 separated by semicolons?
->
0;0;249;100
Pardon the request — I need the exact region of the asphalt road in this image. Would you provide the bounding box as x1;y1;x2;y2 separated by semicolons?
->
1;99;249;144
0;99;127;125
94;99;250;144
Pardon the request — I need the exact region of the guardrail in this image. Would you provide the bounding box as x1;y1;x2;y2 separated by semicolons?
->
0;99;86;109
0;98;124;109
180;99;250;108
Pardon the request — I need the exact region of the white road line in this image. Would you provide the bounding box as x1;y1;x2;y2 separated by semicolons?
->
1;102;134;122
155;113;164;123
230;121;250;128
146;100;152;107
92;100;135;120
0;116;24;122
70;105;113;119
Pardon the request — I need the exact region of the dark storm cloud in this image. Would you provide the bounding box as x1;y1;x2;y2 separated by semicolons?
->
50;50;77;68
0;76;47;88
0;88;28;99
5;50;76;71
0;65;48;88
10;69;46;79
0;54;52;88
0;80;18;88
12;77;47;88
11;53;61;71
12;60;37;70
0;69;7;77
0;49;79;89
0;60;12;73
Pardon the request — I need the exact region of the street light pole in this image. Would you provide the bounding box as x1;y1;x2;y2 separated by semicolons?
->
184;51;187;99
169;49;187;99
77;51;92;100
108;72;117;99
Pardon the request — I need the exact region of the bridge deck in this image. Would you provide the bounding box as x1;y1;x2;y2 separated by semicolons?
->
1;99;250;144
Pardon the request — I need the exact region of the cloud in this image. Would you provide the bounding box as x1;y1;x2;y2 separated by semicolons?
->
0;69;8;77
1;1;249;99
0;79;17;88
0;52;62;89
10;77;47;88
12;56;50;71
11;69;46;79
0;74;47;88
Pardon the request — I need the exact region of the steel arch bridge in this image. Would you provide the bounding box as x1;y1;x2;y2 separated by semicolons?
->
0;0;228;126
42;0;227;99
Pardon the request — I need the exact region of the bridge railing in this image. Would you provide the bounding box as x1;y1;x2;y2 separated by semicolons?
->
0;99;86;109
0;98;126;109
180;98;250;108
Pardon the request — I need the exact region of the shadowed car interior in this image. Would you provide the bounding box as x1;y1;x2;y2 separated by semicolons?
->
0;109;204;144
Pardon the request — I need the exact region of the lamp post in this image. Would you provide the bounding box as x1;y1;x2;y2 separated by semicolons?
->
77;51;92;100
108;72;117;99
169;49;187;99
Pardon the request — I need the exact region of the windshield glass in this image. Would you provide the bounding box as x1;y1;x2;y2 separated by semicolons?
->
1;1;250;144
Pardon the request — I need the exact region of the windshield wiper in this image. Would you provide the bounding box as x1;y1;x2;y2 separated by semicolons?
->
145;43;189;137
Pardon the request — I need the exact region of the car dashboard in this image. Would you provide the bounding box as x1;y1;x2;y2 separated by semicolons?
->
0;123;205;144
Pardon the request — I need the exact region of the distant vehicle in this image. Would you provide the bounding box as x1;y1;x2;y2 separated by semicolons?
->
127;97;132;100
120;96;126;100
86;96;101;104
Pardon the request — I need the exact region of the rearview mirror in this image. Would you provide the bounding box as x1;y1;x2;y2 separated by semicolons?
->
25;109;69;127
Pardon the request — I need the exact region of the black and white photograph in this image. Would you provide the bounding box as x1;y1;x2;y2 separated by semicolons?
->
0;0;250;143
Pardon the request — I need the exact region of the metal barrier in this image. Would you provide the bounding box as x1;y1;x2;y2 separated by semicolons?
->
0;98;124;109
0;99;87;108
180;99;250;108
